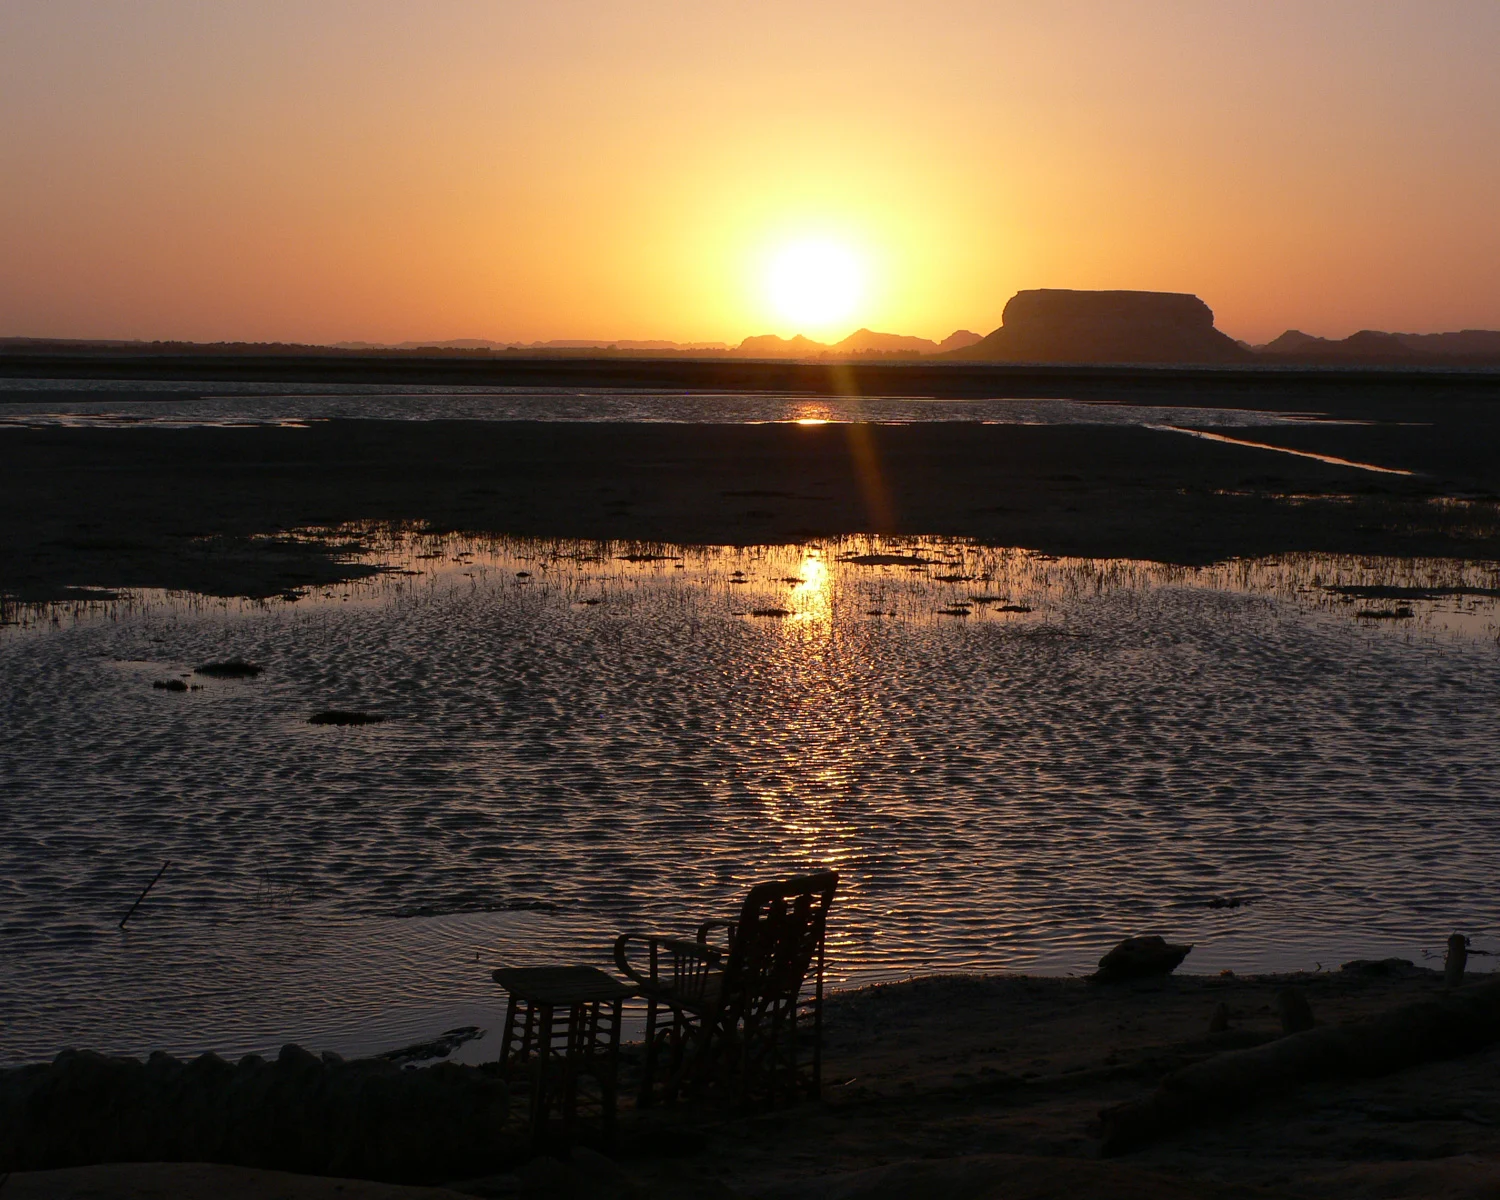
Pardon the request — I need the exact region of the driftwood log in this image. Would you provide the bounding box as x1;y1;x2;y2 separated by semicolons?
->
1100;976;1500;1157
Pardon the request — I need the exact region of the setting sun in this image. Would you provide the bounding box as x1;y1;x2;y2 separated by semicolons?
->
764;239;865;335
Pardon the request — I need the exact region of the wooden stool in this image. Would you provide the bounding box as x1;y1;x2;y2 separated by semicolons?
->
491;964;635;1150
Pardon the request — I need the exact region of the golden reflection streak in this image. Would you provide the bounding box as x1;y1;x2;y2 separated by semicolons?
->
790;551;830;624
755;546;860;878
827;362;897;532
844;423;895;531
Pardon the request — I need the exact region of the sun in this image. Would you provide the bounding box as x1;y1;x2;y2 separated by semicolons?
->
764;238;865;334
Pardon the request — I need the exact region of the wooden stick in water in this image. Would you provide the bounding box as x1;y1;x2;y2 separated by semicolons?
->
1445;932;1469;987
119;859;171;929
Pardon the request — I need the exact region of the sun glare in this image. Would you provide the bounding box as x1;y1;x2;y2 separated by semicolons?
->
764;239;864;333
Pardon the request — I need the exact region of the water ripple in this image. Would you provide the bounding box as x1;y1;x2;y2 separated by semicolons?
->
1;536;1498;1065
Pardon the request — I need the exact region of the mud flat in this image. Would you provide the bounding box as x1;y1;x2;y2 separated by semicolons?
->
4;412;1500;603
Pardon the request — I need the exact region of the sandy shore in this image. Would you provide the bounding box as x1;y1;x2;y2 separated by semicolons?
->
591;966;1500;1199
7;967;1497;1199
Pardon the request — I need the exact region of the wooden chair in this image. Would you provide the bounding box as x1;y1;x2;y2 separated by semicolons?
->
614;870;838;1111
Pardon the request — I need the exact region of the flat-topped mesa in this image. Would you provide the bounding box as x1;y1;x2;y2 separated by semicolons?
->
948;288;1251;364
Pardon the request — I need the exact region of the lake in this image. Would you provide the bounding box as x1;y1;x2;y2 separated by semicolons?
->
3;533;1497;1067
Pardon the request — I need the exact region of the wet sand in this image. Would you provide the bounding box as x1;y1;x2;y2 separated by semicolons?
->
4;409;1500;603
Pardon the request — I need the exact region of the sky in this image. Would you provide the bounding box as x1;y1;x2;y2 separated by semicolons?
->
3;1;1499;346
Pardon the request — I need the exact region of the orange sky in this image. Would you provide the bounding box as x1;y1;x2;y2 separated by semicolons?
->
3;2;1499;346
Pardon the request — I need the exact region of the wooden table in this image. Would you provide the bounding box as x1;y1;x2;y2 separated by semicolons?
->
491;964;636;1150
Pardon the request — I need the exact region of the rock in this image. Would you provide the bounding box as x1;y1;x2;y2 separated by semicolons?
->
1091;936;1192;983
1208;1003;1230;1034
1446;933;1470;987
1339;957;1417;977
1276;988;1315;1034
194;660;263;678
946;290;1252;364
153;679;188;692
308;711;385;726
378;1027;486;1065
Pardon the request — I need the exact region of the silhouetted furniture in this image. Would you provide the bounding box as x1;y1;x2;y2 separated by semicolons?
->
614;870;838;1111
490;964;635;1150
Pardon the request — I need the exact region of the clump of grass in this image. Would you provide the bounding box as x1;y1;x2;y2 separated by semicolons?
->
308;710;385;726
195;660;263;678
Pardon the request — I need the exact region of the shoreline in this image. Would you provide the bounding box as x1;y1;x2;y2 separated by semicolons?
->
5;350;1500;406
5;965;1498;1198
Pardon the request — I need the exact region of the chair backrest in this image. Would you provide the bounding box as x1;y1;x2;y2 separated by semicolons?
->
720;871;838;1012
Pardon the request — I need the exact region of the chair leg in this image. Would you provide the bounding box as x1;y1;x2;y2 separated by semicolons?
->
638;996;660;1108
602;997;622;1141
664;1008;693;1105
498;995;519;1071
811;940;825;1098
530;1002;555;1153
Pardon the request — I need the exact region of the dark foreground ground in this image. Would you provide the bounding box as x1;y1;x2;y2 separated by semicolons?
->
3;371;1500;602
6;968;1499;1199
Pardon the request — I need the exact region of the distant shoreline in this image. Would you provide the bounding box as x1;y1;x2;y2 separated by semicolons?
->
4;350;1500;408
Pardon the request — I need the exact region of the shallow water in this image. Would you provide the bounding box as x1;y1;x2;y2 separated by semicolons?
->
0;379;1336;428
3;536;1498;1067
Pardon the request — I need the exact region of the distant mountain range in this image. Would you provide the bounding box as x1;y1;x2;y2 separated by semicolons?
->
733;328;983;358
1256;328;1500;363
331;303;1500;365
7;306;1500;366
335;338;732;352
330;329;988;359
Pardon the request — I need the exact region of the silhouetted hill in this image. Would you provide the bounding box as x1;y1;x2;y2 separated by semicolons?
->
734;333;830;358
336;337;731;352
1402;330;1500;356
937;330;983;352
944;290;1251;364
830;328;940;354
1257;328;1500;364
731;329;994;358
1259;330;1324;354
